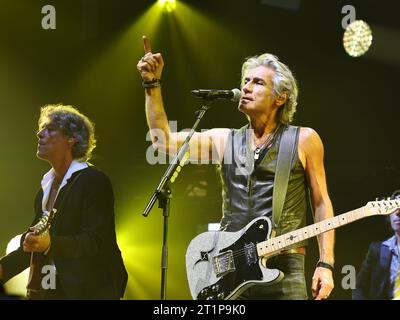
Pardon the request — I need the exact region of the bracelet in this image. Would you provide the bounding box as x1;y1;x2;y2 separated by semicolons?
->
316;261;334;272
142;78;161;89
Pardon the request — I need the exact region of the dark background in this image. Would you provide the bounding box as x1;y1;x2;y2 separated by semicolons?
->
0;0;399;299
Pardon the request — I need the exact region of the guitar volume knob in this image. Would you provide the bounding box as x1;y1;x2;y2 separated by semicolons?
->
211;284;220;292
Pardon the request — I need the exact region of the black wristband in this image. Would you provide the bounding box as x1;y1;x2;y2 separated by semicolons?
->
142;78;161;89
316;261;334;272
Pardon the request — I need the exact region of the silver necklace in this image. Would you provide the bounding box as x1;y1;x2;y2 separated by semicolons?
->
254;126;280;160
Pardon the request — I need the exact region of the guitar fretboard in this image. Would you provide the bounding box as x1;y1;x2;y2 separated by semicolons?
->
256;207;367;257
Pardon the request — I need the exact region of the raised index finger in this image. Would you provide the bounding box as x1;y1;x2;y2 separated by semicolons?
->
143;35;152;53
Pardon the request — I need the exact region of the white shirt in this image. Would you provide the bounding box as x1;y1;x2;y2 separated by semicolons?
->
40;160;88;258
41;160;88;214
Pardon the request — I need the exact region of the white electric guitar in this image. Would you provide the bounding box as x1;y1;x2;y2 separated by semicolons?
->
186;199;400;300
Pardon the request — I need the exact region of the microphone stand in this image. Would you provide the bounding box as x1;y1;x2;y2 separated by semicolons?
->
142;102;213;300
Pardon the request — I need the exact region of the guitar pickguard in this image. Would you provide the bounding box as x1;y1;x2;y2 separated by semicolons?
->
186;216;282;300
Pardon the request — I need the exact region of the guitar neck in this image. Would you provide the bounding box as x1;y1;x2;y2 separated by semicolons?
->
256;206;368;257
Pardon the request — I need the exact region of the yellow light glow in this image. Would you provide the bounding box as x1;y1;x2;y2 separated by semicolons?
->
158;0;176;12
4;235;29;298
71;1;245;299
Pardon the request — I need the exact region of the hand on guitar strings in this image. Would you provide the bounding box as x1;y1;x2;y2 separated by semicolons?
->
23;231;51;253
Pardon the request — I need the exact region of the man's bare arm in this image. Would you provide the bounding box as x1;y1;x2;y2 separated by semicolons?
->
299;127;335;299
137;36;230;162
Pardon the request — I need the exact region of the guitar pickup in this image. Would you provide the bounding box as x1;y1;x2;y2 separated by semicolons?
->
212;250;235;278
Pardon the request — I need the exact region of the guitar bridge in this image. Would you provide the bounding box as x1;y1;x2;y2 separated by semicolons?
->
212;250;235;277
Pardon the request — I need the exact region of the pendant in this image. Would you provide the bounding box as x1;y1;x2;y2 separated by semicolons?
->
254;147;260;160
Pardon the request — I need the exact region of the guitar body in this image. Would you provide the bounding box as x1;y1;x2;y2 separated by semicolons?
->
26;253;49;299
186;216;283;300
26;209;56;299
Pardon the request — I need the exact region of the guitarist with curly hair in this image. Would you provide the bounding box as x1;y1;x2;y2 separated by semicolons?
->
0;104;127;300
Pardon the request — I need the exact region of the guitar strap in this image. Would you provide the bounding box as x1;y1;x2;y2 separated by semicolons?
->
26;169;84;299
272;125;299;234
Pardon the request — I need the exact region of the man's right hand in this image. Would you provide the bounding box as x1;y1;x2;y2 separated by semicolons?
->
138;35;230;163
137;36;164;82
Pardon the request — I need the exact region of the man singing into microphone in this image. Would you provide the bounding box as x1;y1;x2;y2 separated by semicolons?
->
137;37;335;300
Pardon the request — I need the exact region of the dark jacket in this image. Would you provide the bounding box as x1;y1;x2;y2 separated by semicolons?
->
352;241;392;300
0;166;128;299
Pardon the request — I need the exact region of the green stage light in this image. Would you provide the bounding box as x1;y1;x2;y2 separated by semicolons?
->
158;0;176;12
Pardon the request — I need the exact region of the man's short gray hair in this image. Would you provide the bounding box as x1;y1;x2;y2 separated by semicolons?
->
38;104;96;161
241;53;299;124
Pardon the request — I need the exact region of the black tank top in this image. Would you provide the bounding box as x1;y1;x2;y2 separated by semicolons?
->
217;124;309;248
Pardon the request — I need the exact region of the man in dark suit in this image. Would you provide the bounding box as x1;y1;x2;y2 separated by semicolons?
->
353;190;400;300
0;104;128;299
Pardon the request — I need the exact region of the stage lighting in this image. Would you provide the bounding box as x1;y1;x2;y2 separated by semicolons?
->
4;235;29;297
343;20;373;57
158;0;176;12
6;234;21;254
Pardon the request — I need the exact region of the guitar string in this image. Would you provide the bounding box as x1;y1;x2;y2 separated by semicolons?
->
213;238;288;261
226;242;278;260
214;201;400;263
222;227;327;260
220;236;302;260
217;244;270;261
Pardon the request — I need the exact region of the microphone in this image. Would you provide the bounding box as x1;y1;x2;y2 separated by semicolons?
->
190;88;241;102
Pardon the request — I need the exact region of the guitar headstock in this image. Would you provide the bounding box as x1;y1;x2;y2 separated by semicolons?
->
364;199;400;217
30;208;57;236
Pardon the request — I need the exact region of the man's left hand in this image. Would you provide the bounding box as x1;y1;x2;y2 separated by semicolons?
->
23;232;51;253
311;267;334;300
